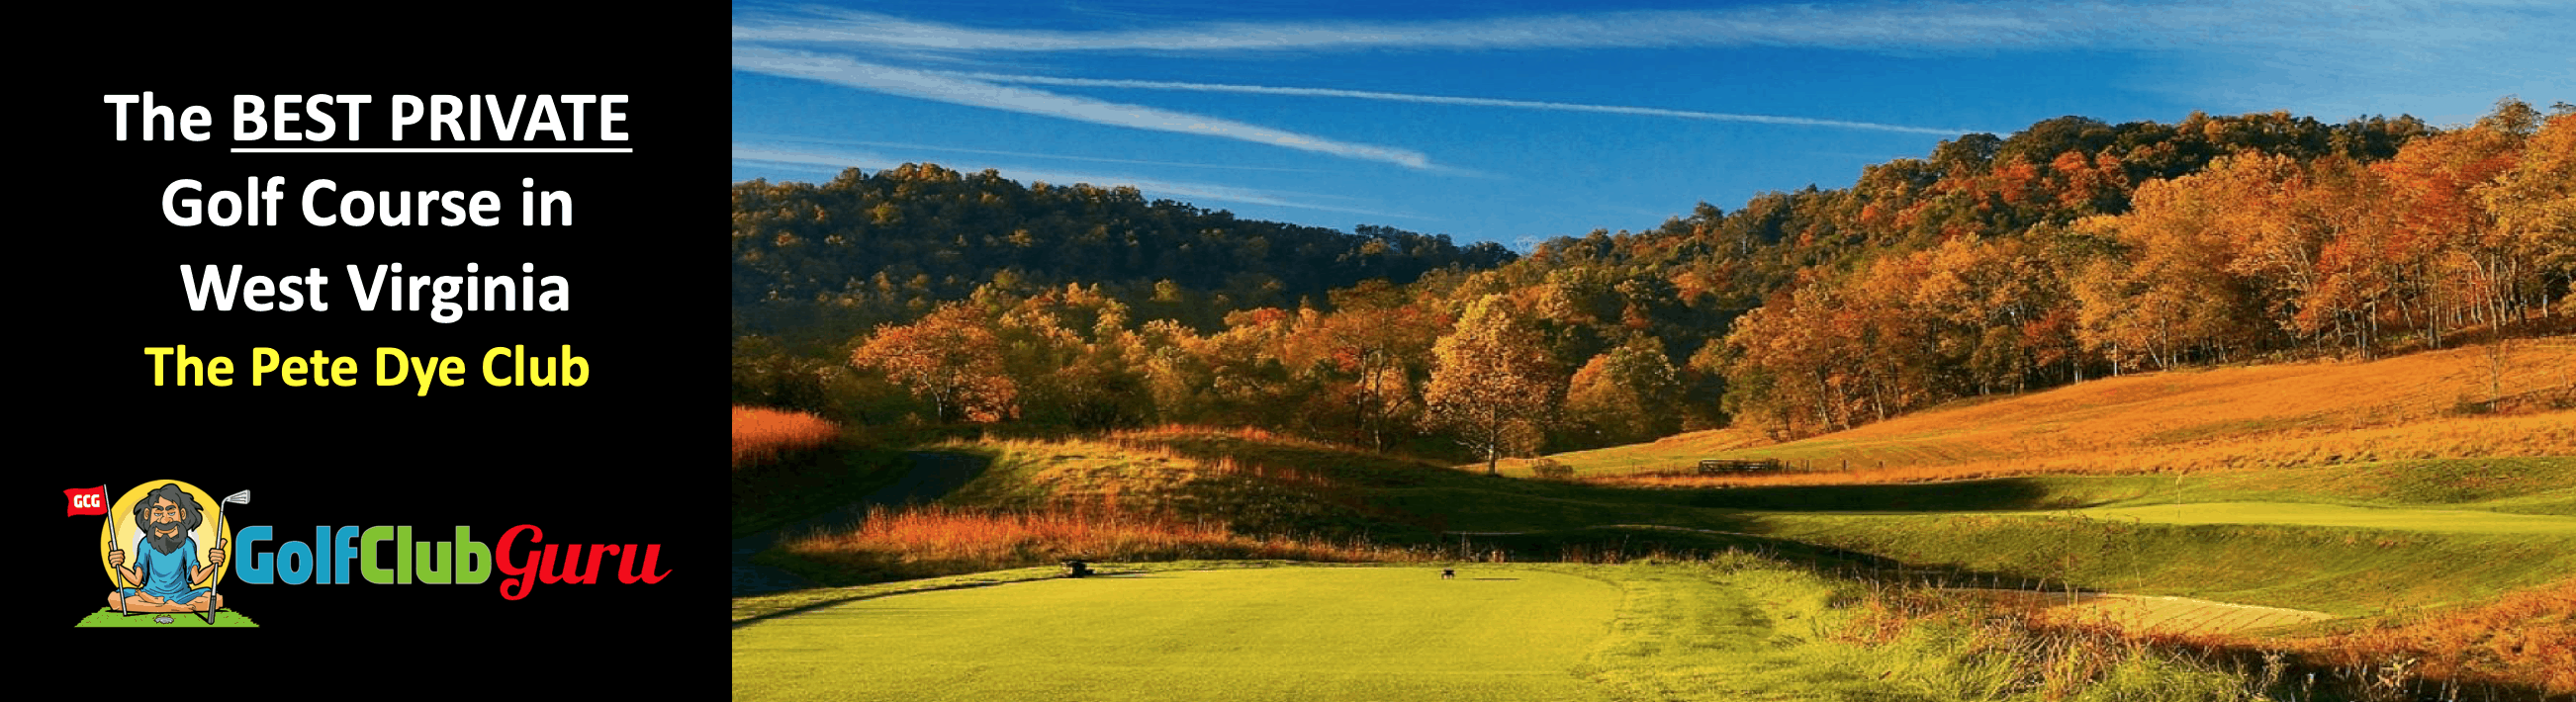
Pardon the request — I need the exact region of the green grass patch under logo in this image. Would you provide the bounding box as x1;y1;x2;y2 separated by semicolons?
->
72;608;258;628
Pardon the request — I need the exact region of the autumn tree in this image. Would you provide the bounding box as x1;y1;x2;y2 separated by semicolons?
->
1679;339;1734;430
1566;337;1684;446
997;284;1150;429
1137;318;1213;423
2477;111;2576;318
1294;281;1447;450
2462;108;2576;401
2274;155;2405;356
1426;295;1562;474
850;302;1020;423
2070;157;2276;369
2377;102;2531;339
1723;281;1850;437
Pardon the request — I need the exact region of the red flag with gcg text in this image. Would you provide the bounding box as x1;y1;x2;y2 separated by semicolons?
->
66;485;107;516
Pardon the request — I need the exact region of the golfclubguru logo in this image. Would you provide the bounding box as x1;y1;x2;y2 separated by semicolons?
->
74;482;669;631
78;482;251;627
233;523;671;599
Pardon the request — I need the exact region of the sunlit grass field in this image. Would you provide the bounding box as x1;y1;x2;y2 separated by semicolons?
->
734;568;1621;702
733;561;2332;701
1536;342;2576;482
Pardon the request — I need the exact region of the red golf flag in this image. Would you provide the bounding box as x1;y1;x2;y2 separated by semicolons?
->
66;485;107;516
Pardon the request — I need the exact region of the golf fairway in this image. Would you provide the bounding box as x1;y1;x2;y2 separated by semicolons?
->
731;567;1618;701
2043;501;2576;534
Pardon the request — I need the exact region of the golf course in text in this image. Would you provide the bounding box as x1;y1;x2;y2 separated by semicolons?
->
732;568;1618;701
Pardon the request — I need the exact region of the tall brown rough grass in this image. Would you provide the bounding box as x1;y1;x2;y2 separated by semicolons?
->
732;405;838;467
1836;576;2574;701
2283;577;2576;696
1587;412;2576;488
775;504;1428;581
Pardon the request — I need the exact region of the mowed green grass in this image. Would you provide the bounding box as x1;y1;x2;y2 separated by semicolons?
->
2036;501;2576;534
732;568;1619;701
72;608;257;627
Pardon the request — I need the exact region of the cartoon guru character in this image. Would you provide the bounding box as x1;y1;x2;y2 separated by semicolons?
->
106;483;226;613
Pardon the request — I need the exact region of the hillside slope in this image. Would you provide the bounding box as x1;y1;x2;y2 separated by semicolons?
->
1543;340;2576;482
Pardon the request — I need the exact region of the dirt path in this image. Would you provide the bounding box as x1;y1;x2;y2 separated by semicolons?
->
730;452;989;596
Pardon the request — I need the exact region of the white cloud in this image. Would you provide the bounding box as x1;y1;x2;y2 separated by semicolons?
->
735;132;1326;172
732;46;1441;170
937;72;1991;135
732;2;2552;55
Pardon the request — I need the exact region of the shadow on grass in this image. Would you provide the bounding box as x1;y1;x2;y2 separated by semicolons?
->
732;447;911;539
1652;478;2071;512
1448;525;2122;595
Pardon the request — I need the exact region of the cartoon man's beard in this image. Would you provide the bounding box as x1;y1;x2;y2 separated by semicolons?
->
145;524;189;555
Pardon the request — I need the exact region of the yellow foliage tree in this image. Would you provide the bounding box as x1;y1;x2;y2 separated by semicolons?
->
1426;296;1561;475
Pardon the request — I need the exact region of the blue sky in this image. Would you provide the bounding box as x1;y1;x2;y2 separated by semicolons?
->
731;0;2570;248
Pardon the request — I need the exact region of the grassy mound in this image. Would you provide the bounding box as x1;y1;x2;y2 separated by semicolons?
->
1540;342;2576;481
1751;513;2576;615
731;446;910;539
1621;458;2576;513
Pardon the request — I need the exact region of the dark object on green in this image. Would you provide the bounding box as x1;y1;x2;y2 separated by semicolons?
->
1063;560;1091;578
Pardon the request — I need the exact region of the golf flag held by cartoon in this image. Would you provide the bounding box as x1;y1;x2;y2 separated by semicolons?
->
65;485;107;516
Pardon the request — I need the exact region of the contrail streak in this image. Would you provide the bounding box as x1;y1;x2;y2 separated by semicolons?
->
943;71;1987;135
733;46;1442;170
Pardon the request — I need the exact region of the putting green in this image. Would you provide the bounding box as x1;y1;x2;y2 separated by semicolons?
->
732;567;1618;701
2045;501;2576;534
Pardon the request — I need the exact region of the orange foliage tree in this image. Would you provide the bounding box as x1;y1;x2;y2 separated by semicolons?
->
2476;111;2576;318
1294;281;1447;451
850;302;1019;423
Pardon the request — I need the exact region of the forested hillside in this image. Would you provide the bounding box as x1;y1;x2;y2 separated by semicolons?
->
731;163;1517;343
734;99;2574;459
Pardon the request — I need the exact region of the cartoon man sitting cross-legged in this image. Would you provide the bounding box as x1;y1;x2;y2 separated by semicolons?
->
106;483;226;613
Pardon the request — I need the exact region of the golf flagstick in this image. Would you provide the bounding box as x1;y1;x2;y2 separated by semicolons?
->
205;490;248;625
110;502;127;615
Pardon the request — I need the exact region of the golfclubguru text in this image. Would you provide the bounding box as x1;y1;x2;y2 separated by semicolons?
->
231;524;668;599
